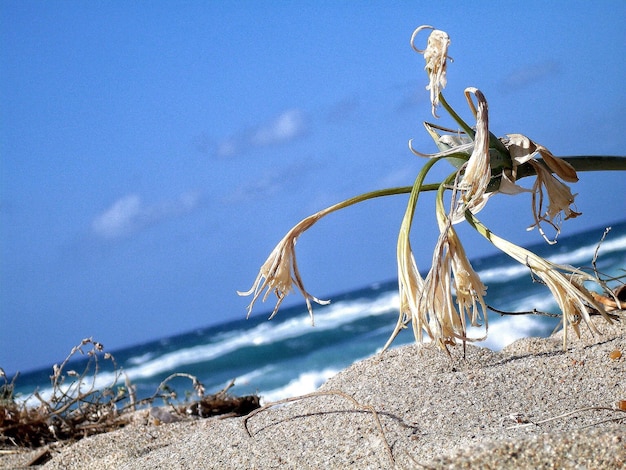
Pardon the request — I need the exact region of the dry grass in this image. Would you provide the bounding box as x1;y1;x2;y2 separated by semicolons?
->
0;338;260;453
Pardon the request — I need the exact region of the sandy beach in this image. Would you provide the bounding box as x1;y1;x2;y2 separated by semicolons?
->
3;316;624;469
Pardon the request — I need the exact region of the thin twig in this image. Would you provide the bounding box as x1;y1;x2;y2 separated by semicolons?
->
507;406;626;430
487;305;561;318
243;389;394;464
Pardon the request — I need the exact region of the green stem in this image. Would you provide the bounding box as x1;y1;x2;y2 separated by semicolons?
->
401;157;444;230
435;170;460;226
516;156;626;180
293;158;446;245
314;182;439;220
463;209;493;242
438;93;474;139
300;155;625;234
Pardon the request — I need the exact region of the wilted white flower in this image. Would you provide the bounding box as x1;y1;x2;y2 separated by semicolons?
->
457;88;492;213
504;133;578;183
386;167;488;352
238;215;329;325
239;22;620;357
446;227;488;334
419;176;488;351
416;88;493;223
500;134;580;242
467;213;611;349
384;222;426;350
419;224;488;351
241;187;434;328
384;167;431;350
411;25;452;117
526;160;581;241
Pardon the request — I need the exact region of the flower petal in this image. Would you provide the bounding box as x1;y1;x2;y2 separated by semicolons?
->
536;146;578;182
411;26;452;118
460;88;491;207
238;216;329;325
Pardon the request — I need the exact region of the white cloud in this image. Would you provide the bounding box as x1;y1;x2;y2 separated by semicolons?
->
250;109;307;146
215;108;308;158
91;194;142;239
91;192;201;240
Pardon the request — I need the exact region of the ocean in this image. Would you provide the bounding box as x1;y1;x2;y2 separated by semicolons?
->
11;220;626;406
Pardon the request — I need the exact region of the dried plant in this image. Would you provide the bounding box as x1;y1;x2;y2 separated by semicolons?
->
0;338;259;452
240;25;626;352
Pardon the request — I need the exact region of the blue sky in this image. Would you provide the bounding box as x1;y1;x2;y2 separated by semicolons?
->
1;2;625;374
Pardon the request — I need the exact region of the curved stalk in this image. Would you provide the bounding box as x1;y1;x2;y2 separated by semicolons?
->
401;158;444;229
311;156;625;221
438;92;474;139
516;156;626;180
384;157;447;349
312;184;437;221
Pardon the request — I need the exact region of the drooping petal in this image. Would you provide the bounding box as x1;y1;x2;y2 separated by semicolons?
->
416;222;488;351
497;133;581;242
466;213;611;350
448;228;488;333
411;25;452;118
527;160;581;242
502;134;578;182
535;146;578;183
502;134;539;165
455;88;491;214
238;216;329;325
496;171;533;195
384;222;427;350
